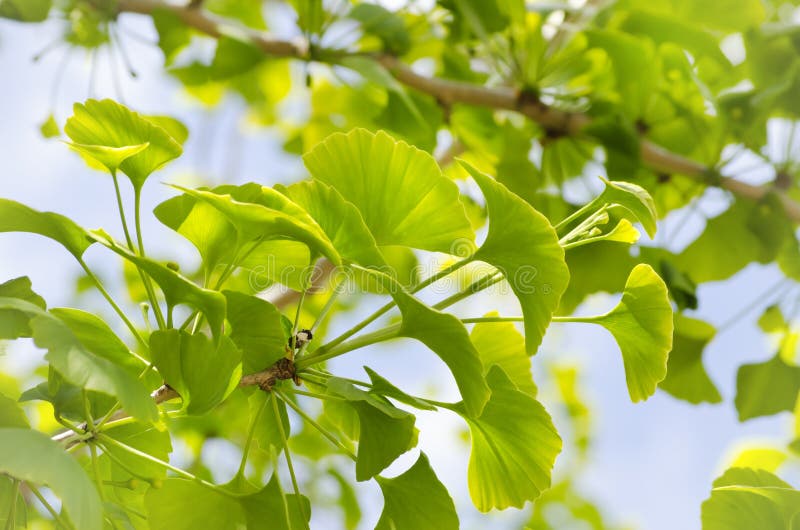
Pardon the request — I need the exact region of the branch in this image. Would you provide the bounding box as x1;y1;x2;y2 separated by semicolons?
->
112;0;800;221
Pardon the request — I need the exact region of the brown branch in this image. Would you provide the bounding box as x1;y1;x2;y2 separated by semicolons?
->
112;0;800;221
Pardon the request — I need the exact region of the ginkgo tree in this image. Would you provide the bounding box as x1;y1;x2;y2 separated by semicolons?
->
0;0;799;529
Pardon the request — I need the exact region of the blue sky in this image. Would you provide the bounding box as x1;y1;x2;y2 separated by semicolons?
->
0;10;797;530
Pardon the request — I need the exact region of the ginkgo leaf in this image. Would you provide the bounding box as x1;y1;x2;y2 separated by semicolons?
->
469;313;537;397
239;474;311;530
457;366;561;511
659;315;721;404
0;428;102;530
391;286;489;417
146;478;243;530
597;177;658;238
363;366;437;411
702;467;800;530
0;276;45;339
278;179;386;269
154;192;238;277
375;453;459;530
735;354;800;421
0;297;158;423
0;198;93;257
150;330;242;415
64;99;183;189
155;190;312;290
564;264;673;402
66;142;149;175
352;267;490;416
173;184;340;267
90;230;227;339
0;391;29;428
460;161;569;355
601;218;641;244
326;377;416;481
224;290;287;373
304;129;474;253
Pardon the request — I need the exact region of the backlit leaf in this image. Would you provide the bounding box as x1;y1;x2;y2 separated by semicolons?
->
460;161;569;355
64;99;183;189
659;315;721;404
150;330;242;415
304;129;474;253
0;428;102;530
458;366;561;511
375;453;459;530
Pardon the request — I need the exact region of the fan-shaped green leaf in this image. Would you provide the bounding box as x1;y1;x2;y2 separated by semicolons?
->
457;366;561;511
154;193;237;278
597;178;658;238
239;474;311;530
375;453;459;530
391;286;489;417
338;268;490;417
460;161;569;355
149;330;242;415
326;377;416;481
278;180;386;269
304;129;474;253
0;276;45;339
0;198;93;257
469;313;537;397
0;391;28;428
64;99;183;189
224;290;287;373
0;428;102;530
146;479;243;530
0;298;157;423
735;354;800;421
66;142;149;175
567;264;673;402
702;467;800;530
660;315;721;404
363;366;436;411
173;184;340;267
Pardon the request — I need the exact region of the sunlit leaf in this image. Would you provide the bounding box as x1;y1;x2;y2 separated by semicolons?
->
327;377;416;481
569;264;673;402
597;178;658;238
66;142;149;175
150;330;242;415
460;161;569;354
173;184;340;267
659;315;721;404
0;428;102;530
0;276;45;339
64;99;183;189
224;290;287;373
375;453;459;530
736;354;800;421
0;391;29;428
278;179;386;269
363;366;436;411
239;474;311;530
702;467;800;530
146;479;243;530
469;313;537;397
0;198;93;257
457;366;561;511
304;129;474;253
0;0;50;21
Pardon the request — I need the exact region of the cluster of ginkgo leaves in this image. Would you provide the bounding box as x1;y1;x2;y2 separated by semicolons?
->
0;98;676;530
2;0;800;528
